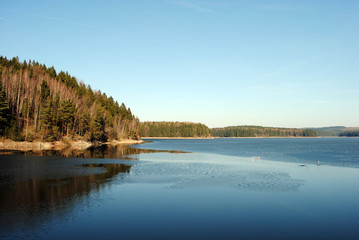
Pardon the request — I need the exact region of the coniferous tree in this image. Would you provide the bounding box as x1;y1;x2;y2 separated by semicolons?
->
47;66;57;78
90;105;106;141
0;80;11;135
141;122;211;138
59;99;75;136
40;80;50;102
210;126;317;137
40;97;55;141
0;56;140;141
78;111;90;137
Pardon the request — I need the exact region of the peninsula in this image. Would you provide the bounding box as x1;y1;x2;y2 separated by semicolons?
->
0;56;141;150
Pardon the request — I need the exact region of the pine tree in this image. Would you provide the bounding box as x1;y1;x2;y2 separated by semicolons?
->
78;111;90;137
59;99;75;136
40;97;54;141
0;80;11;135
90;105;106;141
40;80;50;102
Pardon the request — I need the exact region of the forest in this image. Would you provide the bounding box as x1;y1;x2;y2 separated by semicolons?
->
140;121;211;138
339;131;359;137
210;126;318;137
0;56;140;142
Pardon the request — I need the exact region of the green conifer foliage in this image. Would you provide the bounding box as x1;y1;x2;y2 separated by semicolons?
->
90;106;106;141
141;122;211;138
0;80;11;134
40;97;54;141
78;111;90;137
0;56;140;141
59;100;75;136
40;80;50;102
210;126;318;137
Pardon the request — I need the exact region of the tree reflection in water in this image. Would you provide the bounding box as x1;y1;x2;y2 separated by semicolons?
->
14;142;185;159
0;164;131;237
0;144;186;238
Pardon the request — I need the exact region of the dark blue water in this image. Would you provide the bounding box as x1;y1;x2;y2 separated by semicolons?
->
137;138;359;168
1;138;359;240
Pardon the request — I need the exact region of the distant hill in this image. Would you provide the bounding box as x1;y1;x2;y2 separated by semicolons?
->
0;56;140;142
336;127;359;137
210;126;317;137
309;126;346;136
306;126;359;137
307;126;359;137
339;130;359;137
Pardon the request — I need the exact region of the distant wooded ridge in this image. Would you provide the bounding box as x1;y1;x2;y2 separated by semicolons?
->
0;56;140;142
141;124;359;138
337;128;359;137
210;126;318;137
309;126;359;137
210;126;359;137
140;123;317;138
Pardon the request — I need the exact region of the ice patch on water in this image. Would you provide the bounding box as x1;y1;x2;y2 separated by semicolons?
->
124;152;306;192
234;172;304;192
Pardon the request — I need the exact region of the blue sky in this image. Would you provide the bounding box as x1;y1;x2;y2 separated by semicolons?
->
1;0;358;128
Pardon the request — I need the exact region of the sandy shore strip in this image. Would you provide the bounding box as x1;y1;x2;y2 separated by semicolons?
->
141;137;215;139
107;139;144;145
0;139;143;151
142;136;324;139
0;140;54;151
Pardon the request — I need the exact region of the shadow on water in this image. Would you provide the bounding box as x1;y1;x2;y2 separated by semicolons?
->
0;144;187;238
0;164;131;236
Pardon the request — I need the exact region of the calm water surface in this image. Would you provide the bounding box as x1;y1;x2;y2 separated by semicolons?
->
0;138;359;240
137;138;359;168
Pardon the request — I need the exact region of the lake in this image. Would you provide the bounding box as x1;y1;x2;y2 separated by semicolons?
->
1;138;359;240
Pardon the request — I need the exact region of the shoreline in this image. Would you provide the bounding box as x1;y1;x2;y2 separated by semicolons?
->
141;137;215;140
0;139;143;152
214;136;322;139
141;136;326;139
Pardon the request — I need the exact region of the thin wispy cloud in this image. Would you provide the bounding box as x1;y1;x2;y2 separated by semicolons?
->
202;2;244;7
167;0;214;13
266;54;323;78
32;13;99;29
246;82;310;91
254;4;311;11
5;9;100;29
